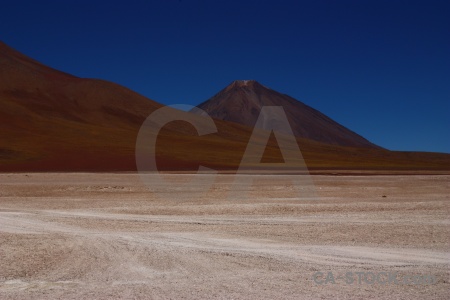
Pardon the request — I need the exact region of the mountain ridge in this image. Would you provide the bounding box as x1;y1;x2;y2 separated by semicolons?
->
1;41;449;172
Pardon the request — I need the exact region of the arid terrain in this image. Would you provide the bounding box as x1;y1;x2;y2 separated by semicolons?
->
0;173;448;299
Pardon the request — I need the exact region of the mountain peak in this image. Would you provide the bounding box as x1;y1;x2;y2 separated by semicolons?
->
233;79;256;85
226;80;265;90
195;81;380;148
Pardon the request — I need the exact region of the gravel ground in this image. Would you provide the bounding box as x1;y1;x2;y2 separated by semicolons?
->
0;173;449;299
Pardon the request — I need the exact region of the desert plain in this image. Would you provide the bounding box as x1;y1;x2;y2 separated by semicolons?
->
0;173;449;299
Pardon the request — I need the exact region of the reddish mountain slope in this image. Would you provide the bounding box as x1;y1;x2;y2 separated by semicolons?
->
195;80;379;148
0;42;449;172
0;41;163;171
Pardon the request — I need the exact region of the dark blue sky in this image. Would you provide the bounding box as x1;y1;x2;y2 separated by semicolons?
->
1;0;449;153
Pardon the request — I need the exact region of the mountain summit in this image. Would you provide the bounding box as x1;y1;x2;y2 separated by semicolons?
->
195;80;379;148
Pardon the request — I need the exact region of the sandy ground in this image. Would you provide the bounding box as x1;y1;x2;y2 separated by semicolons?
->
0;173;449;299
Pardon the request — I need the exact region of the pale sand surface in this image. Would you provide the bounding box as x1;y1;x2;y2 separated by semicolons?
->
0;173;449;299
